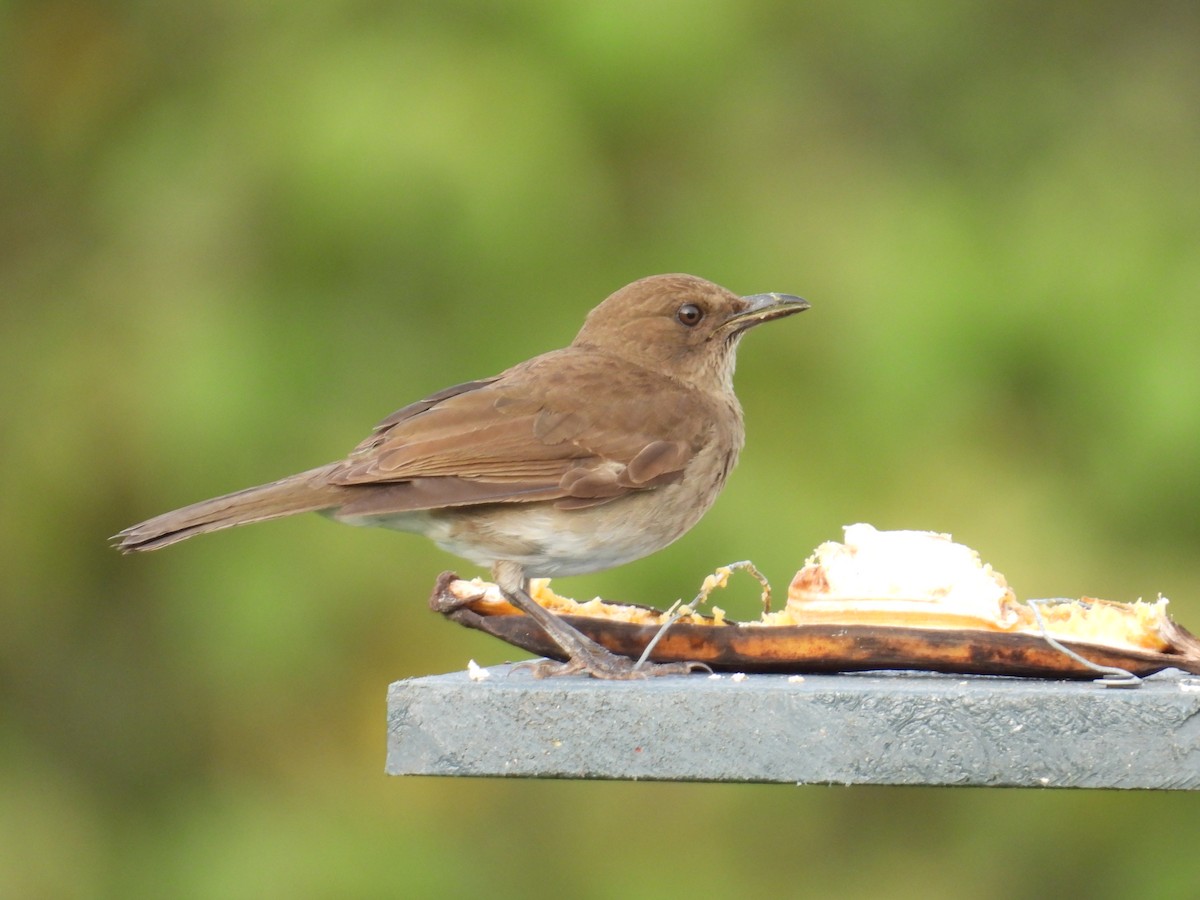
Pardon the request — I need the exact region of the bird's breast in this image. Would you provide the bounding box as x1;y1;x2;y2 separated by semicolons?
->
412;437;736;577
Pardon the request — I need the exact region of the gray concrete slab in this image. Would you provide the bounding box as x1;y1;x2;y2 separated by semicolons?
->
386;665;1200;788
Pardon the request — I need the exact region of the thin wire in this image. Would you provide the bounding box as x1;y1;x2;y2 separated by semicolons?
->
635;599;685;669
1027;598;1142;688
635;562;771;670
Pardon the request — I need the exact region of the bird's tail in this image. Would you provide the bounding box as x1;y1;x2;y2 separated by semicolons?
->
112;465;346;552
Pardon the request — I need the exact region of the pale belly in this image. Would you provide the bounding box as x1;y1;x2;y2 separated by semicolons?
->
343;482;719;577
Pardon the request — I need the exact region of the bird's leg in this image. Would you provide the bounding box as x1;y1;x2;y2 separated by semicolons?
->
493;562;704;680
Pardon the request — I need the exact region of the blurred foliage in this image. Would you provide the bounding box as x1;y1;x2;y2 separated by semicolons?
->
3;0;1199;896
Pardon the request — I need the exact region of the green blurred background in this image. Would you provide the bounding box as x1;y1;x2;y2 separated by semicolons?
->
3;0;1199;896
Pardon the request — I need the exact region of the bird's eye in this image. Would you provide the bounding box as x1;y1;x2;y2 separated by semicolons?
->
676;303;704;327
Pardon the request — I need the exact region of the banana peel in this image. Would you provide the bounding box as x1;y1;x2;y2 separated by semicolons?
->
428;526;1200;679
430;575;1200;678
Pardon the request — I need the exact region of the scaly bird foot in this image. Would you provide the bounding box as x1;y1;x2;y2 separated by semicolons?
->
514;645;710;680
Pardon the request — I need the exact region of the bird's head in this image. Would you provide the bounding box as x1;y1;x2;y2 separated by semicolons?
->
572;273;809;390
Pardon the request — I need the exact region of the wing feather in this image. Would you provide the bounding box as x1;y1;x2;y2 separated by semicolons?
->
323;348;714;516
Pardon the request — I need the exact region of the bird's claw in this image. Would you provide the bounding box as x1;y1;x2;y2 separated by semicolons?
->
511;648;710;680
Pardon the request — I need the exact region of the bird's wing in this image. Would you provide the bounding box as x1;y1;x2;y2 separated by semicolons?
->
326;349;711;515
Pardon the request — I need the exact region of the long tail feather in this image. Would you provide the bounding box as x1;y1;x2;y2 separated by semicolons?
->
112;466;345;552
